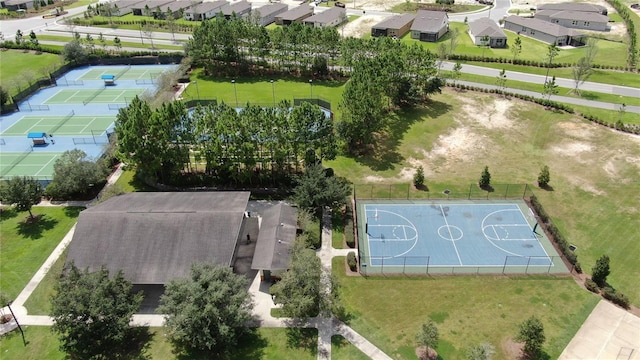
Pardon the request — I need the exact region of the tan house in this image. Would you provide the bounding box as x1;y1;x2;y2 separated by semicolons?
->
303;7;347;28
275;5;313;25
410;10;449;42
371;14;415;38
468;17;507;48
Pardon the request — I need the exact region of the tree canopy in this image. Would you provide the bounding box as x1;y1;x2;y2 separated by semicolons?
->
515;315;545;358
47;149;108;199
51;264;143;360
292;164;351;219
158;263;253;356
0;176;43;219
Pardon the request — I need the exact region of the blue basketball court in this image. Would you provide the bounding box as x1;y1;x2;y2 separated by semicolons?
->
357;200;568;274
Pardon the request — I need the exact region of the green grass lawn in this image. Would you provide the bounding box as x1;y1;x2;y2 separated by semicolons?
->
35;34;184;51
23;250;67;315
326;89;640;306
0;206;82;300
183;70;346;111
0;50;61;96
0;326;317;360
113;167;155;192
334;258;600;360
458;61;640;89
401;22;629;68
448;71;640;111
332;335;370;359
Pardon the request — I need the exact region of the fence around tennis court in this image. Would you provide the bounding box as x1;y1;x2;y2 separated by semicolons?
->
354;183;535;201
72;130;110;145
357;255;571;275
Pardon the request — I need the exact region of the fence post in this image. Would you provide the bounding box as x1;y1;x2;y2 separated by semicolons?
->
525;256;531;274
407;183;410;200
403;256;406;274
469;184;473;199
502;256;509;274
505;184;510;199
523;184;529;199
426;256;430;275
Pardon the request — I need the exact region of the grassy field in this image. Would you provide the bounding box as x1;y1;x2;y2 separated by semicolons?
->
334;258;600;360
35;34;184;51
0;326;318;359
23;250;67;315
0;206;82;300
0;50;61;96
402;22;629;68
326;89;640;306
182;70;346;111
332;335;370;359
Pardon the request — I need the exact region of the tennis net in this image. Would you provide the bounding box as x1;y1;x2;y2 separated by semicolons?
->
0;145;33;178
49;110;75;134
83;87;106;105
115;65;131;80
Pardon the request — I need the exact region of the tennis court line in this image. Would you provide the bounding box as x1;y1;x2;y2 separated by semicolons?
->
80;117;99;134
35;155;58;176
64;90;81;103
440;204;463;265
515;207;554;264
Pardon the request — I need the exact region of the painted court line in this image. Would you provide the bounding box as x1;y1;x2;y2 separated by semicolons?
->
439;204;463;265
80;118;98;133
35;155;58;176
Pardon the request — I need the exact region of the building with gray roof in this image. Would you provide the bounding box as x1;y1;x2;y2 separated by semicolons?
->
109;0;147;17
410;10;449;42
535;9;609;31
131;0;173;15
371;13;415;38
537;2;607;15
275;4;313;25
468;17;507;48
303;7;347;28
250;203;298;281
504;15;586;46
252;3;288;26
184;0;227;21
220;0;252;19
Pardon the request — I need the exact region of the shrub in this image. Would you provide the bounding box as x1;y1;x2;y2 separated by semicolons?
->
413;165;425;188
602;287;630;309
584;278;599;293
347;251;357;271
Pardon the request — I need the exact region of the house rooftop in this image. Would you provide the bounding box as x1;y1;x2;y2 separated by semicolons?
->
536;9;608;22
372;13;416;30
505;15;585;37
304;7;345;24
251;203;298;271
278;5;313;21
468;17;507;38
537;2;607;13
411;10;448;33
253;3;288;18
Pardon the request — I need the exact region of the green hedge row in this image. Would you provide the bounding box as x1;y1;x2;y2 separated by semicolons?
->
347;251;357;272
602;287;631;309
529;194;582;273
605;0;638;71
448;54;631;71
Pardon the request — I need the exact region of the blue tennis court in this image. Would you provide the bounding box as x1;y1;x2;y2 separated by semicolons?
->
357;200;568;274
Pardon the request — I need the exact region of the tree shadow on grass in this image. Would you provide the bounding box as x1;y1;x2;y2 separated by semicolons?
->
286;327;318;355
0;207;19;222
64;206;84;218
173;328;267;360
353;101;453;172
120;326;154;360
16;214;58;240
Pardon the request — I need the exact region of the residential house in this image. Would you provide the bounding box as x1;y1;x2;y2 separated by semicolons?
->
468;17;507;48
504;15;586;46
152;0;201;19
219;0;251;19
109;0;147;17
371;13;415;38
183;0;227;21
535;10;608;31
410;10;449;42
1;0;33;11
303;6;347;28
131;0;173;16
252;3;288;26
537;2;607;15
275;5;313;25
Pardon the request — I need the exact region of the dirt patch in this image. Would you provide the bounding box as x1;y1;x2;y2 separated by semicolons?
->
341;15;385;38
461;98;516;130
501;338;523;360
550;141;593;158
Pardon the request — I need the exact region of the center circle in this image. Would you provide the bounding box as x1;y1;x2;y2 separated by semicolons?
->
437;225;463;241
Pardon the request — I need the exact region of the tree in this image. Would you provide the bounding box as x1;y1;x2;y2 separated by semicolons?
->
85;33;95;53
158;263;252;357
271;241;322;317
436;43;448;73
466;342;495;360
479;166;491;189
47;149;108;199
0;85;9;107
511;36;522;61
15;29;23;45
416;319;439;359
0;176;43;220
51;265;143;360
543;43;559;84
572;57;592;95
495;68;507;93
537;165;550;188
515;315;545;358
292;164;351;219
542;76;558;102
413;165;425;188
28;30;39;48
448;27;460;56
451;61;463;87
591;254;610;287
62;40;88;64
113;36;122;51
480;35;490;59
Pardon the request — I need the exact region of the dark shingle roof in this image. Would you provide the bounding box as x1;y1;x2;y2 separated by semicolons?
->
251;203;297;271
537;2;607;13
535;9;608;22
468;17;507;38
505;15;585;37
278;5;313;21
221;0;251;16
254;3;288;18
372;13;416;30
411;10;448;33
67;192;250;285
304;6;345;25
185;0;227;14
